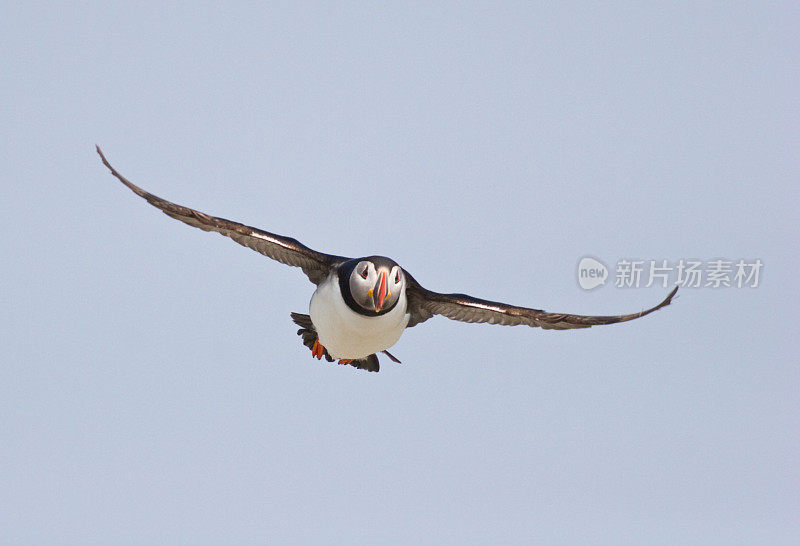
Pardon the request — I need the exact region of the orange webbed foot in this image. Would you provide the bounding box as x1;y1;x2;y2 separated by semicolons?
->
312;340;326;360
338;359;354;365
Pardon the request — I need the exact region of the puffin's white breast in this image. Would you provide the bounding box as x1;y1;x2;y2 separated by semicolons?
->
309;275;409;359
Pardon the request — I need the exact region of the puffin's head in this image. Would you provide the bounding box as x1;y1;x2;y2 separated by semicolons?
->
340;256;405;315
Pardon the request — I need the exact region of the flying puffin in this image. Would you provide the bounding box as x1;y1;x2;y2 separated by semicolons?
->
97;147;677;372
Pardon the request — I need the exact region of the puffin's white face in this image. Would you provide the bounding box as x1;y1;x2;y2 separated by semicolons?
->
348;259;405;314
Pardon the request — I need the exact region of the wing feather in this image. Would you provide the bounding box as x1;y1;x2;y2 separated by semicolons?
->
97;146;345;284
405;272;677;330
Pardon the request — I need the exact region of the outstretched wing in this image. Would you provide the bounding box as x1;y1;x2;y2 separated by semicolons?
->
405;272;677;329
97;146;347;285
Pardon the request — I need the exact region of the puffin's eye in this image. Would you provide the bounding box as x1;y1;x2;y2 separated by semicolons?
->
360;267;369;279
395;272;401;284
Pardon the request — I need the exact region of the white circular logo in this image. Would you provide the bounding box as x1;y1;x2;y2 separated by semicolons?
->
577;256;608;290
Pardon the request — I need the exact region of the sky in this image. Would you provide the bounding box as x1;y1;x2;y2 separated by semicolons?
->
1;2;798;544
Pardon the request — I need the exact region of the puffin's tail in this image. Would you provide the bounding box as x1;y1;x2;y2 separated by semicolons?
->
290;312;334;361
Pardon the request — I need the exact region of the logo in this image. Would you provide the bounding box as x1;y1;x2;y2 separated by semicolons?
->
577;256;608;290
575;256;762;289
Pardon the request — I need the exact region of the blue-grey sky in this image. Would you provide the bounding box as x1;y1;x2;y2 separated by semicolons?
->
2;2;798;544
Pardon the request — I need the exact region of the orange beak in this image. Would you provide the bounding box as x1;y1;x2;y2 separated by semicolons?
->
373;271;388;312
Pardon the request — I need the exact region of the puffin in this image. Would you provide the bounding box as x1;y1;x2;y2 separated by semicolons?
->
97;147;677;372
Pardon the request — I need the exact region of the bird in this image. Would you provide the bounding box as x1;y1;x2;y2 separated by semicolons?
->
97;146;677;372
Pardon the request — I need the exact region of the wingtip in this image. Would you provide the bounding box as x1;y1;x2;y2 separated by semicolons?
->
95;145;111;169
635;285;679;320
656;285;679;311
666;285;679;303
